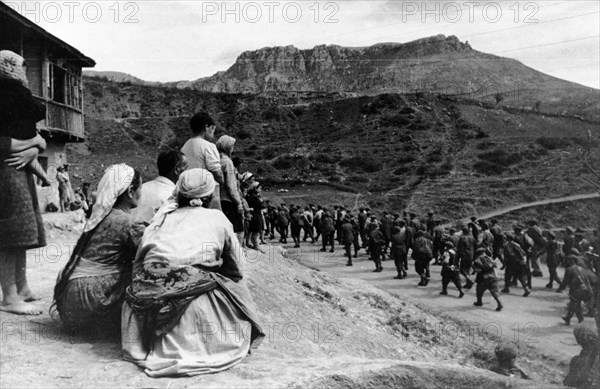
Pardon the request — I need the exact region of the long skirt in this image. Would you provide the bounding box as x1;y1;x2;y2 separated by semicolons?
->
122;288;252;377
58;273;126;329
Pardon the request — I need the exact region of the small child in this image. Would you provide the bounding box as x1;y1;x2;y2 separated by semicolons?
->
489;342;531;379
0;50;51;187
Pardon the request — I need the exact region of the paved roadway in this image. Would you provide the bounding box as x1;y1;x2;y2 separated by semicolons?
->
284;241;585;364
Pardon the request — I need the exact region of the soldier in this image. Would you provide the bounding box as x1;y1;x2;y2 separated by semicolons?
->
369;224;385;272
457;226;476;289
478;221;494;253
526;220;546;277
313;205;323;242
439;241;464;298
365;215;379;254
358;207;368;248
381;211;393;254
545;231;562;289
409;212;422;231
340;216;355;266
513;224;533;288
557;255;595;325
489;219;505;263
302;206;315;243
563;226;576;257
432;220;445;264
501;232;530;296
277;204;289;243
447;227;460;248
426;211;435;236
350;215;361;258
290;205;304;248
319;209;335;253
391;226;408;279
412;230;433;286
473;248;503;311
468;216;481;243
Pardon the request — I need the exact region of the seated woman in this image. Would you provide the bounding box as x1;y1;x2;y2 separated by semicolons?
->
122;168;264;378
51;164;144;331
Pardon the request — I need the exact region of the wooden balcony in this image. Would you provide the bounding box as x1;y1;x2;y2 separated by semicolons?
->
35;97;85;142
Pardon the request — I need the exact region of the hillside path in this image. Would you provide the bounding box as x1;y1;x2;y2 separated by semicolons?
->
470;192;600;222
286;242;584;365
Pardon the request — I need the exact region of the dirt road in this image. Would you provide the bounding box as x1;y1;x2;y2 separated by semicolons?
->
286;241;583;366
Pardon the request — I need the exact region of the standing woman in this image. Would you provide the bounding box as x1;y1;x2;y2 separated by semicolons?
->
245;182;265;251
216;135;244;244
51;164;145;331
0;50;48;315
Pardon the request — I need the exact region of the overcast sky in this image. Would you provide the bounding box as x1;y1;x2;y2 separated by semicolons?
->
6;0;599;88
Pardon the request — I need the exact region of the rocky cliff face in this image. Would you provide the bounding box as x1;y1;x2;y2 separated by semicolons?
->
178;34;598;119
181;35;477;93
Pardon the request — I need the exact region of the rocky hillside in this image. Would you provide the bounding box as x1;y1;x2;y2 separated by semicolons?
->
66;76;599;224
180;35;599;121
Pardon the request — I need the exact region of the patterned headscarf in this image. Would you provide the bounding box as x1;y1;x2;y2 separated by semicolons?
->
149;168;215;228
216;135;236;156
0;50;28;87
84;164;135;232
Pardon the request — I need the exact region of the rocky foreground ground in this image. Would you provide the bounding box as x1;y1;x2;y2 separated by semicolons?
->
0;212;567;388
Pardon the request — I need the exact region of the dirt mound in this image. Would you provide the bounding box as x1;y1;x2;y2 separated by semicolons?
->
0;215;565;388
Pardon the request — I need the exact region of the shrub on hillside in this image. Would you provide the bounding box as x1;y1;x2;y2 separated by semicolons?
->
272;155;293;170
339;156;382;173
478;149;522;167
536;137;571;150
236;127;253;140
348;175;369;183
380;114;412;127
473;160;506;175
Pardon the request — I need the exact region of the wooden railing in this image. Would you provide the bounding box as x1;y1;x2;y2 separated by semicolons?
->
35;96;85;139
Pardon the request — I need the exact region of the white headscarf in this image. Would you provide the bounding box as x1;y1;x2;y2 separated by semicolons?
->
0;50;28;87
149;168;215;229
84;164;135;232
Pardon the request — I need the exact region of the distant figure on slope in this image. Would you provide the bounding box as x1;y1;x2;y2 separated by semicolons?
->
563;323;599;388
489;342;531;379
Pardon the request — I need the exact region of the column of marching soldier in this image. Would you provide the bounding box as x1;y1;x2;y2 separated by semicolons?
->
261;204;598;320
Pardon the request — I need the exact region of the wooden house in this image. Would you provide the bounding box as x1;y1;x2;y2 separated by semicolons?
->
1;2;95;210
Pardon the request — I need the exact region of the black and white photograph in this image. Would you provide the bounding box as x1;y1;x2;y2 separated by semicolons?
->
0;0;599;387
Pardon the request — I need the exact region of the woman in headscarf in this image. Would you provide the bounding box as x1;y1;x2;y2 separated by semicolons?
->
216;135;244;244
122;168;264;377
51;164;144;331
